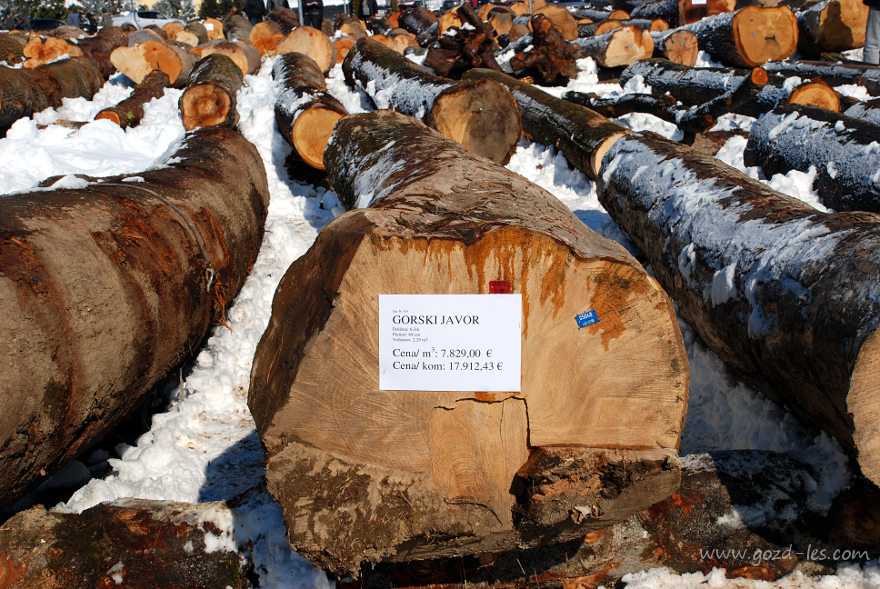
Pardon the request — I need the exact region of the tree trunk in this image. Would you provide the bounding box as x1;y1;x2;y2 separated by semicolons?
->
0;57;103;137
276;26;337;74
22;36;83;68
248;109;688;577
0;500;247;588
267;6;301;32
74;27;130;80
201;17;225;40
343;37;522;164
398;5;438;35
792;0;868;56
0;126;268;510
628;0;680;24
651;28;699;65
510;14;582;84
573;24;655;67
678;5;799;66
222;14;253;43
178;54;243;131
110;39;198;86
762;59;880;96
94;70;171;128
463;68;629;179
744;104;880;213
250;19;285;56
0;33;25;66
273;52;348;169
534;3;580;39
193;40;262;76
844;96;880;125
424;3;502;78
596;130;880;487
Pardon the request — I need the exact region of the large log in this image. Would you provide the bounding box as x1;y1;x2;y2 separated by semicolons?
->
510;14;582;84
762;59;880;96
0;56;103;136
0;33;26;65
74;26;130;80
463;68;629;179
275;26;336;74
573;24;655;67
248;110;688;577
273;52;348;169
192;40;261;76
0;126;268;509
110;39;197;86
595;130;880;487
94;70;171;128
792;0;868;56
343;37;522;164
651;28;699;65
743;104;880;213
178;53;243;130
844;96;880;124
678;5;799;66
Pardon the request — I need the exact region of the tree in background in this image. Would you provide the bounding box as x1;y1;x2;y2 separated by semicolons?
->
198;0;238;18
153;0;196;18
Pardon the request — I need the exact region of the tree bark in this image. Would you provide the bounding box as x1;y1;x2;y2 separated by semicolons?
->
761;59;880;96
273;52;348;169
398;5;438;35
844;96;880;125
677;5;798;66
573;24;655;67
222;14;253;43
651;28;699;65
510;14;582;84
74;27;130;80
463;68;629;179
628;0;680;24
744;104;880;213
178;54;243;131
792;0;868;56
0;126;268;510
596;130;880;487
0;57;103;137
0;500;247;588
248;109;688;577
193;40;262;76
0;33;26;66
424;3;502;78
94;70;171;128
267;6;301;32
343;37;522;164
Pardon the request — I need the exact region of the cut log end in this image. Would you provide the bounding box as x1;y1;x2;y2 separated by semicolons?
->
592;130;630;178
141;40;183;84
94;110;123;126
291;106;346;169
180;83;233;130
732;5;798;66
425;79;523;165
788;79;840;112
604;25;655;68
850;329;880;487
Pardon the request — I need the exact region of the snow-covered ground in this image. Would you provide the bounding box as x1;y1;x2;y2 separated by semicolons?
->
1;47;878;587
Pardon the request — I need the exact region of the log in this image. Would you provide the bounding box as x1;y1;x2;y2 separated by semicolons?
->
844;96;880;125
248;109;688;577
22;36;82;68
336;15;369;38
678;5;799;67
678;0;736;24
110;39;198;86
629;0;681;25
510;14;582;84
424;3;502;78
651;27;699;65
273;52;348;169
398;5;438;35
162;21;185;39
464;67;629;179
793;0;868;56
249;19;284;55
0;57;103;136
343;37;522;164
596;129;880;487
0;500;247;588
0;127;268;509
534;3;579;39
194;40;261;76
0;33;26;65
74;27;130;80
184;21;210;45
267;6;301;33
573;24;655;67
178;53;243;130
762;59;880;96
94;70;171;128
333;36;356;62
222;14;253;43
690;128;750;156
743;104;880;212
201;17;225;40
275;26;336;74
787;77;840;110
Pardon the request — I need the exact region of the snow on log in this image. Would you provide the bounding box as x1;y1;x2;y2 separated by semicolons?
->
343;37;522;163
573;24;655;67
248;110;688;576
273;52;348;169
0;57;103;137
844;96;880;125
792;0;868;56
762;59;880;96
0;499;247;587
178;53;243;131
596;130;880;487
743;104;880;213
677;5;798;66
95;70;171;128
0;127;268;509
463;68;630;179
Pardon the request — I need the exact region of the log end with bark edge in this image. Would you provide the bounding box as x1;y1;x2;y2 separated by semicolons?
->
179;54;243;131
788;78;840;111
275;26;336;74
249;109;688;575
654;28;699;66
94;70;171;128
732;5;799;66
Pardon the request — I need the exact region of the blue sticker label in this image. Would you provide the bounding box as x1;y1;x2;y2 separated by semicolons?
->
576;310;600;329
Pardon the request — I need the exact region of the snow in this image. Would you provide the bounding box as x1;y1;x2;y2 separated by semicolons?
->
0;50;875;589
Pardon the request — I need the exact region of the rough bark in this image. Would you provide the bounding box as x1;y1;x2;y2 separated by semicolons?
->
267;6;301;32
677;5;799;66
424;3;502;78
94;70;171;128
74;27;130;80
398;5;438;35
222;14;253;43
744;104;880;213
843;96;880;125
629;0;680;25
343;37;522;164
0;126;268;509
761;59;880;96
0;500;247;588
509;14;582;84
573;24;655;67
792;0;868;56
273;52;348;169
596;130;880;487
0;33;26;66
248;109;688;577
179;53;243;130
0;57;103;137
463;68;629;179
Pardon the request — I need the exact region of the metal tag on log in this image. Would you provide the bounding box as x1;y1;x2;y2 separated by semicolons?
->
378;294;522;392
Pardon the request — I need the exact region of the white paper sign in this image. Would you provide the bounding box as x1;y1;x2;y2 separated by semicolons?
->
692;0;706;5
379;294;522;392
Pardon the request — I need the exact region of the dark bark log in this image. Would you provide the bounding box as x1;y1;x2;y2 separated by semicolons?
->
677;5;798;67
398;5;438;35
629;0;680;24
464;67;628;179
73;27;130;80
843;96;880;125
0;500;247;588
179;53;243;130
651;28;699;65
184;21;210;45
534;3;580;39
343;37;521;163
222;13;253;43
0;127;268;510
424;11;502;80
596;130;880;486
510;14;582;84
762;59;880;96
248;109;687;577
573;24;655;67
792;0;868;57
744;104;880;213
273;52;348;169
0;57;103;137
0;33;25;66
94;70;171;128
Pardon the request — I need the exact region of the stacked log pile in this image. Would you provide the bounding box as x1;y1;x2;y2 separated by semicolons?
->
248;109;689;576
